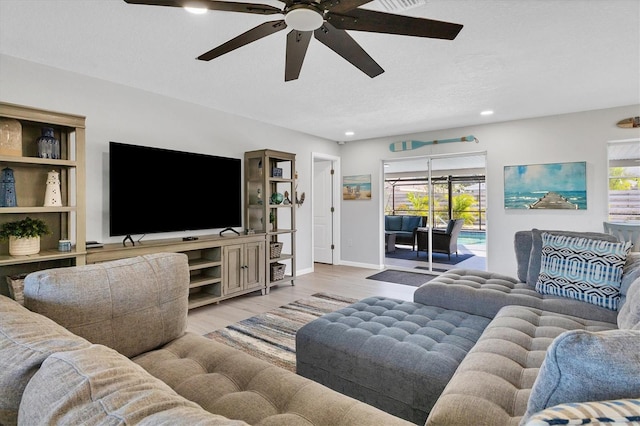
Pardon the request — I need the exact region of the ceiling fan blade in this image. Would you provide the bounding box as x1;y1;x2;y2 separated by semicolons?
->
314;22;384;78
327;9;463;40
197;20;286;61
285;30;312;81
123;0;282;15
318;0;373;14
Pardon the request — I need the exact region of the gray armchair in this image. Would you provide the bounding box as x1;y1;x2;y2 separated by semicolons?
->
416;219;465;260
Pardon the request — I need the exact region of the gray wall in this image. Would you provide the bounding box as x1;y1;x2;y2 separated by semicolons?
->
338;106;640;276
2;53;639;278
0;54;339;275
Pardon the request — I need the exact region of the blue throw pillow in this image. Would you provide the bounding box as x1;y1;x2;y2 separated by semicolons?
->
401;216;421;232
386;216;403;231
522;329;640;424
535;233;632;310
445;220;455;234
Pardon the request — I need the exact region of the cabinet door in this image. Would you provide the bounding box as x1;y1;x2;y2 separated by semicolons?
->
244;240;265;290
223;244;244;295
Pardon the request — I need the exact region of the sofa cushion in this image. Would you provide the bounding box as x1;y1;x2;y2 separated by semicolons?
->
413;269;618;323
0;295;90;426
386;215;403;231
133;332;412;426
24;253;190;358
401;215;422;232
523;398;640;426
618;276;640;330
521;329;640;424
19;344;245;425
526;229;619;286
535;233;631;310
425;306;617;426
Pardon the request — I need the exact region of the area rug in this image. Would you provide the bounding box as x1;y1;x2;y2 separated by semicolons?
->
203;292;357;372
386;247;475;265
366;270;437;287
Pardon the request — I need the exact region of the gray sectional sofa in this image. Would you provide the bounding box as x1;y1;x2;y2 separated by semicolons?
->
0;253;411;426
297;229;640;425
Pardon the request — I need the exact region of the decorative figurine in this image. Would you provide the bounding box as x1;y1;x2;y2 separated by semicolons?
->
43;170;62;206
0;167;17;207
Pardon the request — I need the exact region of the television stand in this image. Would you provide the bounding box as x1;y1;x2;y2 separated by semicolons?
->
122;235;135;247
85;233;271;310
219;227;240;236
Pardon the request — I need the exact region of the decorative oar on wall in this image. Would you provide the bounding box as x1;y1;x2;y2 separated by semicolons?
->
389;135;478;152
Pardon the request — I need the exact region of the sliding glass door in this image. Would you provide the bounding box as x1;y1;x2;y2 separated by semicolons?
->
384;152;487;272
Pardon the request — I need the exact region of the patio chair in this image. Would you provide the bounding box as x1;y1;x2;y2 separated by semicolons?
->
603;221;640;252
416;219;465;260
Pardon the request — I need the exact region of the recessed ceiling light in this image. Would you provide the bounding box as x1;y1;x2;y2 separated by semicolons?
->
184;6;207;14
345;131;355;136
480;110;494;116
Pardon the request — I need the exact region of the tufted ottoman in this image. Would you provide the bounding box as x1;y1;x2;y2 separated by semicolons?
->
295;296;492;424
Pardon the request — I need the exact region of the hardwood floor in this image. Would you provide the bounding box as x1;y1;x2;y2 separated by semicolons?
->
186;263;418;335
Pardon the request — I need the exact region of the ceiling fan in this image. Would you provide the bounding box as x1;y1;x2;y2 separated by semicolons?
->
124;0;463;81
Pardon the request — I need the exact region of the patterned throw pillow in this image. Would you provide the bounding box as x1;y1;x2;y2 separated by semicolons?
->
535;233;632;310
524;399;640;426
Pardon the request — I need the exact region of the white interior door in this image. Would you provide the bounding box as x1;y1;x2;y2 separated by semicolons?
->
314;159;333;264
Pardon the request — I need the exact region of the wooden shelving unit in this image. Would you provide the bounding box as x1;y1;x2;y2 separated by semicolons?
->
244;149;296;293
0;102;86;295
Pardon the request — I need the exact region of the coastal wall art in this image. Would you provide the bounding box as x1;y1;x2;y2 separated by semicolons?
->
343;174;372;200
504;161;587;210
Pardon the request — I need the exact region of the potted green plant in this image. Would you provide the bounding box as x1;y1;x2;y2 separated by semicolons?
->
269;211;276;231
0;217;50;256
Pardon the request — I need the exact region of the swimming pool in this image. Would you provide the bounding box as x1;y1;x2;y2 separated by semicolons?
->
458;230;486;245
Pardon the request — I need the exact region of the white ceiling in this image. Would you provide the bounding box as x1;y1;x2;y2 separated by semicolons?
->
1;0;639;142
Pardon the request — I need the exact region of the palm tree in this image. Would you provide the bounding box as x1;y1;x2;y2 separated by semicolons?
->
452;193;477;225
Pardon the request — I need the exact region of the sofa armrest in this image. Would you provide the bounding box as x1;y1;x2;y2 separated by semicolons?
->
24;253;190;358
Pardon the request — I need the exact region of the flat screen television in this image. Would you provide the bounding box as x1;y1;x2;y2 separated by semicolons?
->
109;141;242;237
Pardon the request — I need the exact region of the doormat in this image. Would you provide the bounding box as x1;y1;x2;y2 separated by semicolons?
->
386;247;475;265
366;270;438;287
203;292;357;372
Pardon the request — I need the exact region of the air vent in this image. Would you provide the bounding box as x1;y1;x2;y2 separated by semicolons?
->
377;0;427;12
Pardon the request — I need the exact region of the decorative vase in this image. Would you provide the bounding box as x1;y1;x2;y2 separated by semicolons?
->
43;170;62;206
36;127;60;159
270;192;284;205
0;118;22;157
0;167;17;207
9;236;40;256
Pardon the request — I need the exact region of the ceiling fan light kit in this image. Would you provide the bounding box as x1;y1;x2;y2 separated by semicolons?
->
284;6;324;31
124;0;463;81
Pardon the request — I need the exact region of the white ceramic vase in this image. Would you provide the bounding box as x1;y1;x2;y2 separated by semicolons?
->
9;236;40;256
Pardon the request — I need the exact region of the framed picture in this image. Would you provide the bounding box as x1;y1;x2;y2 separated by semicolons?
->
343;174;372;200
504;161;586;209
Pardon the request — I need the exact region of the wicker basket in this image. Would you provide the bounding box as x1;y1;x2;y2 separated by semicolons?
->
269;242;283;259
6;273;27;305
270;262;286;281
